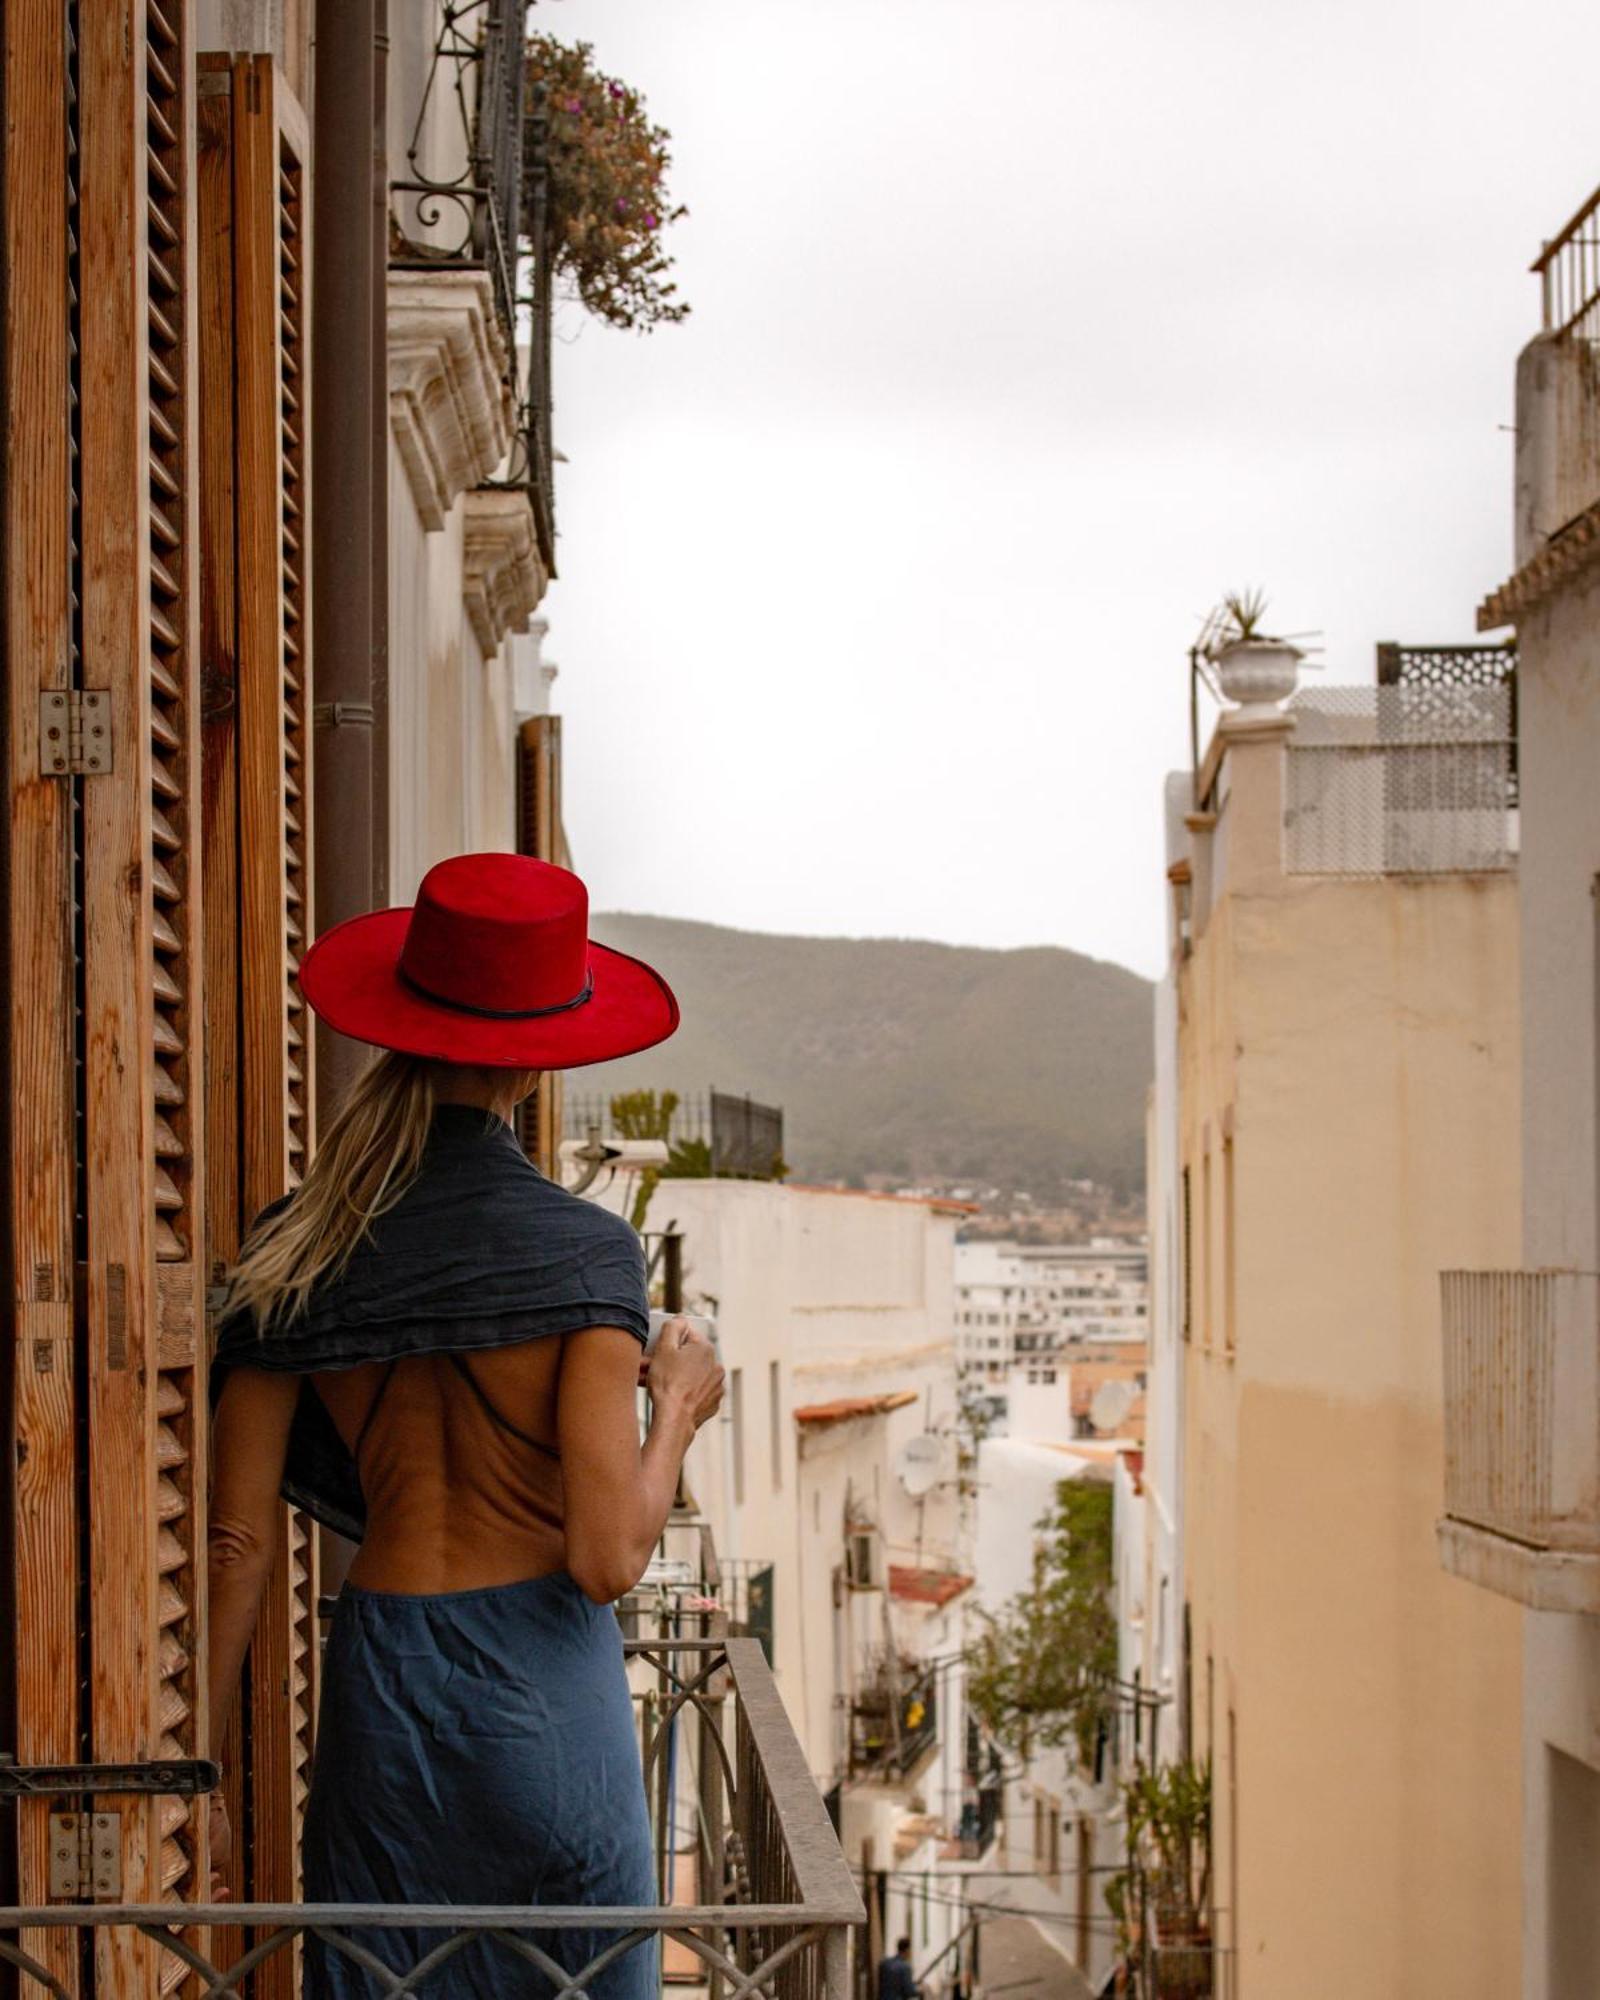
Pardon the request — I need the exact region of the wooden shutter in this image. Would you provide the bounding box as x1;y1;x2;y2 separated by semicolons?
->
516;715;565;1172
72;0;209;1985
2;3;86;1989
196;55;317;1980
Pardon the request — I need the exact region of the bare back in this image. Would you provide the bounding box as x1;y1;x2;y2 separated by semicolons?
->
313;1340;572;1593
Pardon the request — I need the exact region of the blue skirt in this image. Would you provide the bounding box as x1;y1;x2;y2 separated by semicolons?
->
302;1570;657;1998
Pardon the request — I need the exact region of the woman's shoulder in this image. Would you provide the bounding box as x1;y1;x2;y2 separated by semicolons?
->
531;1179;645;1264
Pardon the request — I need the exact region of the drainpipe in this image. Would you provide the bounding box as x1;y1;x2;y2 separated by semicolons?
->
310;0;386;1117
311;0;387;1599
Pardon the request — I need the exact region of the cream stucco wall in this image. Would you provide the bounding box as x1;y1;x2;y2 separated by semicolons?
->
1506;521;1600;1999
608;1177;972;1978
386;431;518;900
1180;726;1523;1997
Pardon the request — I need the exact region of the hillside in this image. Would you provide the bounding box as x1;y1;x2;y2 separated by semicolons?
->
580;914;1154;1200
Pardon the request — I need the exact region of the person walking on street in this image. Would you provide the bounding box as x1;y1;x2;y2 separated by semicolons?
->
879;1936;923;2000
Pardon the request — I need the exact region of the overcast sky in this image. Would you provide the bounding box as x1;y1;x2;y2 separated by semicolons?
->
535;0;1600;978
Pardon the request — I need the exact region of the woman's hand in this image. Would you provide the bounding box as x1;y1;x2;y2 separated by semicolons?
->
208;1793;232;1901
645;1318;725;1429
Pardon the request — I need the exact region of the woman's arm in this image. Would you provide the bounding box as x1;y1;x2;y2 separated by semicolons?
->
207;1367;301;1747
558;1319;724;1604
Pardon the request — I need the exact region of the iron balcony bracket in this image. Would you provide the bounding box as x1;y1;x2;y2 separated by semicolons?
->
0;1757;220;1800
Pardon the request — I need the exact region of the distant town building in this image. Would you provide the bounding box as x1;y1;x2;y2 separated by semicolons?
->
955;1238;1148;1383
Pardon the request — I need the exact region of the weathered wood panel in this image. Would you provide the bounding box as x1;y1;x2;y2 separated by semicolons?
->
2;1;83;1986
196;53;251;1942
78;4;209;1989
78;0;166;1982
220;60;319;1994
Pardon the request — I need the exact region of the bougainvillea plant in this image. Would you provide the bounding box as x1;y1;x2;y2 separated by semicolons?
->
524;36;689;333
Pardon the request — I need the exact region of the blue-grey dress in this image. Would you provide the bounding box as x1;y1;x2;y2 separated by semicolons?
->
212;1103;658;1998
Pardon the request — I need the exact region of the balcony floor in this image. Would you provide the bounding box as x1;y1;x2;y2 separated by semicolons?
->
1437;1515;1600;1613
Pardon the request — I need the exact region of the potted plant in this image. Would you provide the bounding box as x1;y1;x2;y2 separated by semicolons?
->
1124;1757;1214;1999
1209;588;1303;714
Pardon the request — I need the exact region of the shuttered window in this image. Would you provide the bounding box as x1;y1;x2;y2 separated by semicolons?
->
3;3;87;1985
196;55;319;1971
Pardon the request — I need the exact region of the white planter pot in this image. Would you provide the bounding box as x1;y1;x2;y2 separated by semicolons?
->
1213;637;1302;714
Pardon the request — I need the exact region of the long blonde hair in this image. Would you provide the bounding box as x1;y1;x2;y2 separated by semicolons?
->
220;1050;538;1334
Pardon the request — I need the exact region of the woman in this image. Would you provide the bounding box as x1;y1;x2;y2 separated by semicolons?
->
208;852;723;1997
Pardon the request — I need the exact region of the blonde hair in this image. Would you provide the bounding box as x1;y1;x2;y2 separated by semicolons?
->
220;1050;539;1335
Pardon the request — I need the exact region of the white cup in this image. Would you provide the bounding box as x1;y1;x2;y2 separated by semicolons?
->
646;1308;717;1355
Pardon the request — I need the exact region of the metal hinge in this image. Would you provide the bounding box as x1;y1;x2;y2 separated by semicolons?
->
39;689;113;776
47;1811;121;1901
0;1757;219;1903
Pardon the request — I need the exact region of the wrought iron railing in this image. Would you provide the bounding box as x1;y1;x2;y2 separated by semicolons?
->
565;1089;787;1183
1441;1269;1600;1550
849;1663;939;1782
0;1639;863;1997
952;1782;1002;1860
1534;183;1600;341
503;86;557;577
389;0;525;362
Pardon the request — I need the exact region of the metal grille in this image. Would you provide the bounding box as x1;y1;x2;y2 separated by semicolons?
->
1284;686;1514;877
1376;640;1518;806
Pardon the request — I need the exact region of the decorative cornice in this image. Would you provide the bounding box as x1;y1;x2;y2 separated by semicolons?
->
461;490;547;655
1479;495;1600;629
387;269;513;531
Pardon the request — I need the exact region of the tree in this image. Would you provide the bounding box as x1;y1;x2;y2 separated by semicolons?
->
965;1477;1116;1763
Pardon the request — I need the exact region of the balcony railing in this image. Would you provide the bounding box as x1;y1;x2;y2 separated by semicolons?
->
390;0;525;360
1438;1269;1600;1611
565;1089;787;1183
1534;182;1600;340
849;1663;938;1782
0;1639;862;1998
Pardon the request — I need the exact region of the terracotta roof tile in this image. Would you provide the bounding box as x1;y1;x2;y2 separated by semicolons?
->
792;1389;919;1428
889;1564;973;1609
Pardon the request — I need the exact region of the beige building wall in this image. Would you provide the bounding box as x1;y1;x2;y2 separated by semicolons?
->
1181;720;1523;1996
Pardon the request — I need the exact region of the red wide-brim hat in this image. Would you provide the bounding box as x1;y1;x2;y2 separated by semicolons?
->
298;852;678;1069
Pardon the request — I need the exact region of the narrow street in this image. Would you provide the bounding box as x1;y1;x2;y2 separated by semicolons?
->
977;1916;1096;2000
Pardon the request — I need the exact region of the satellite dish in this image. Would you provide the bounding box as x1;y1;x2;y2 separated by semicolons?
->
895;1434;943;1498
1090;1379;1136;1434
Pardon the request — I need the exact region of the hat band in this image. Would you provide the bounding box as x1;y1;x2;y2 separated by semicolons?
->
397;963;595;1021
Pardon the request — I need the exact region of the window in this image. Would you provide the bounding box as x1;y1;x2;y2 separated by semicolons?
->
1222;1123;1237;1353
730;1367;745;1506
769;1360;783;1489
1201;1147;1213;1346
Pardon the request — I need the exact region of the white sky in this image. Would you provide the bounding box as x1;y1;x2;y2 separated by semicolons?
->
536;0;1600;978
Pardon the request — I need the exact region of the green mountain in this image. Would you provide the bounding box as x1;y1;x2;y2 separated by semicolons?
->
578;914;1154;1200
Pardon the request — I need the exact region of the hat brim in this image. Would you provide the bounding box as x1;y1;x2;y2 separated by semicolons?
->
298;906;680;1070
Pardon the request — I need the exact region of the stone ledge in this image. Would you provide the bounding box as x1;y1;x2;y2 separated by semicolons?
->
388;269;513;531
1436;1514;1600;1615
462;489;547;656
1478;494;1600;629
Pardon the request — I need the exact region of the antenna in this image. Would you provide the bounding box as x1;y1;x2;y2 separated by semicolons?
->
1089;1379;1136;1435
894;1434;943;1499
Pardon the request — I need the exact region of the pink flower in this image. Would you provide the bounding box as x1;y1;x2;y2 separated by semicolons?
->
608;82;624;99
566;96;582;113
644;213;658;229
